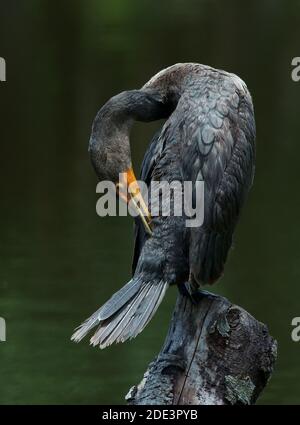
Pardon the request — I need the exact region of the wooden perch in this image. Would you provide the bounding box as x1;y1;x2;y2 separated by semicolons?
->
126;291;277;405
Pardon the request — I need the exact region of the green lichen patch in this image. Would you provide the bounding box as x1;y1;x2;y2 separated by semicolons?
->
217;314;230;337
225;375;255;405
209;313;231;337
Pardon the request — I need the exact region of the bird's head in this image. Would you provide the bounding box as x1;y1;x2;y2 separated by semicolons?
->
88;89;171;235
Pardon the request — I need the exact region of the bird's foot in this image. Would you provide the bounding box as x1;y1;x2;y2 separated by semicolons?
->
178;282;217;304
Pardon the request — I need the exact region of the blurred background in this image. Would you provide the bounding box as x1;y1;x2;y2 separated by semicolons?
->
0;0;300;405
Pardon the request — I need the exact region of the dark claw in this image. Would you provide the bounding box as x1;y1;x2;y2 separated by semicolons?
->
178;283;217;304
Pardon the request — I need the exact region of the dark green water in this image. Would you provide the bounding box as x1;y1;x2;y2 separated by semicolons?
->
1;0;300;404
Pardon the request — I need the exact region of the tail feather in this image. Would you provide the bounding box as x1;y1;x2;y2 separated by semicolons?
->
70;277;142;343
71;277;168;349
128;281;167;339
115;281;166;344
96;277;142;321
91;285;149;347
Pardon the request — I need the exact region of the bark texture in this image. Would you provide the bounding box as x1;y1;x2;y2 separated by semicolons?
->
126;291;277;405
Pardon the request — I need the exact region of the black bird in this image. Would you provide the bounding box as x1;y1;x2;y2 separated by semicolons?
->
71;63;256;349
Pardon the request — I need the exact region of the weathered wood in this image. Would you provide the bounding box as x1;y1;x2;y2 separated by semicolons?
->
126;291;277;405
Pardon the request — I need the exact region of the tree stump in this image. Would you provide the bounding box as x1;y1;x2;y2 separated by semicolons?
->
126;291;277;405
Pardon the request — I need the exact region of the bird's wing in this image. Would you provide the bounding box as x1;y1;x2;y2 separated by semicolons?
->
132;130;164;275
180;74;256;284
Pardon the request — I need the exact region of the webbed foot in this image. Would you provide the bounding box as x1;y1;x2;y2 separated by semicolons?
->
178;282;217;304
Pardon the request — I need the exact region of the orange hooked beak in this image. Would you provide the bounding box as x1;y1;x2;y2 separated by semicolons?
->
117;168;153;236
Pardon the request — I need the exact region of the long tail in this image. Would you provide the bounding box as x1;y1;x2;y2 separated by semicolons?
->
71;276;168;349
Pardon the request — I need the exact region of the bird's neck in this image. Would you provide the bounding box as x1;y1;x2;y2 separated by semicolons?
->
89;88;177;181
